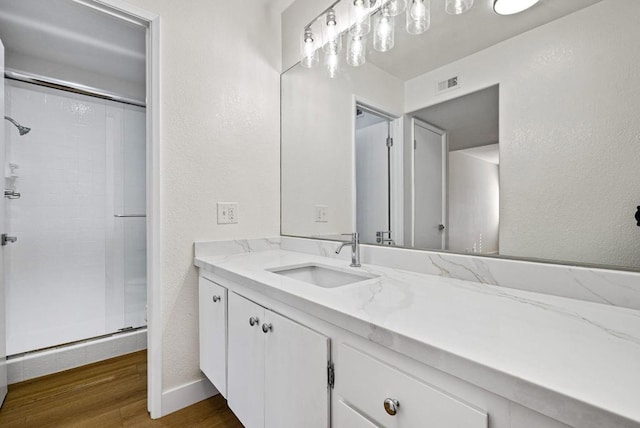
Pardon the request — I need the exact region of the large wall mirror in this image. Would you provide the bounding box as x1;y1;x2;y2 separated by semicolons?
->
281;0;640;270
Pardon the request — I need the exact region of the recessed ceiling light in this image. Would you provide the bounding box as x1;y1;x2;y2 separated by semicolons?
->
493;0;540;15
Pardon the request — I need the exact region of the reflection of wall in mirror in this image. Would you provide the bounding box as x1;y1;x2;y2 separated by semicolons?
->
281;58;403;238
448;150;499;255
405;0;640;268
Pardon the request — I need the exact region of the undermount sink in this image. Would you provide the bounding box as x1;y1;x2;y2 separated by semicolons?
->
267;263;378;288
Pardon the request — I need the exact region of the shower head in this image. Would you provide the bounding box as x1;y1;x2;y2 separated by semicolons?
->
4;116;31;136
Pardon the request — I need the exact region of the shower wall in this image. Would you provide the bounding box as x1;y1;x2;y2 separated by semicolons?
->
5;80;146;355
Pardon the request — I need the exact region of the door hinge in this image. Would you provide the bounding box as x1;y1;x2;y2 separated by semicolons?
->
327;362;335;389
414;139;417;150
386;137;393;148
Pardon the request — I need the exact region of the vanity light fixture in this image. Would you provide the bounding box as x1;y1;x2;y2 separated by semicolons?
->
300;0;468;77
301;28;319;68
493;0;539;15
445;0;473;15
406;0;430;35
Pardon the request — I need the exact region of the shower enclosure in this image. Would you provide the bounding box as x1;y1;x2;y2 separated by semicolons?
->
4;79;146;355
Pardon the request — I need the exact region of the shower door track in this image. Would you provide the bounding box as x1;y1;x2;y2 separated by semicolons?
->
4;69;146;108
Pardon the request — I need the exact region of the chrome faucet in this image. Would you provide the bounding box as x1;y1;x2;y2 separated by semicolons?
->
335;233;361;267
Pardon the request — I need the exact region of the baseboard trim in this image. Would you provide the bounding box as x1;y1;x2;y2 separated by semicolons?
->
160;377;218;417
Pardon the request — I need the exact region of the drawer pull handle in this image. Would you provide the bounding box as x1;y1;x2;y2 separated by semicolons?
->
384;398;400;416
212;295;221;303
249;317;260;326
262;323;273;333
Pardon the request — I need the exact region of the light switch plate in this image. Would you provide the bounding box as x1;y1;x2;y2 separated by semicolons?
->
217;202;238;224
315;205;328;222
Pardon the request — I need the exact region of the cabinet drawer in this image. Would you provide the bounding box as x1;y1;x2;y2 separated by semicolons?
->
336;344;487;428
335;399;379;428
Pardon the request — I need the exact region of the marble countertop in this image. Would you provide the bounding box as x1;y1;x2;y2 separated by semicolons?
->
195;249;640;427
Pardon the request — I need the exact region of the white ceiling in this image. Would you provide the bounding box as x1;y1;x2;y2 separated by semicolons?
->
413;84;498;151
366;0;603;80
457;143;500;165
0;0;146;85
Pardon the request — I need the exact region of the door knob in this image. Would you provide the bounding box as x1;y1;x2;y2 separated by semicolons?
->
438;224;445;231
261;323;273;333
212;295;221;303
249;317;259;326
383;398;400;416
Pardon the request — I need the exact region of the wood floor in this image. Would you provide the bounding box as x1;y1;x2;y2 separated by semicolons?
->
0;351;243;427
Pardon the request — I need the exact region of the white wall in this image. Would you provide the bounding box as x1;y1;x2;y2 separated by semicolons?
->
281;62;404;238
119;0;282;396
405;0;640;267
448;151;499;254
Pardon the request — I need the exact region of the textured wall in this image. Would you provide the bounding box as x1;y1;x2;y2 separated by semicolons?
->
119;0;282;392
405;0;640;268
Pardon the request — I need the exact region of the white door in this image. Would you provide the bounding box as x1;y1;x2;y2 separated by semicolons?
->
265;310;330;428
413;121;447;249
228;292;265;428
198;277;227;397
0;37;7;407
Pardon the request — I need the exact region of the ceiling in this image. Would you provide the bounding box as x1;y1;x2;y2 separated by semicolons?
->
0;0;146;86
365;0;603;80
413;84;498;151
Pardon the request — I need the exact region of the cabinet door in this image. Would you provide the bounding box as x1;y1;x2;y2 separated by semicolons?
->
264;310;330;428
228;292;265;428
198;276;227;396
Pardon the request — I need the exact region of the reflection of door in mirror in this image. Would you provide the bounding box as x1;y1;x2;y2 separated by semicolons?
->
355;107;394;246
413;121;447;250
409;85;499;255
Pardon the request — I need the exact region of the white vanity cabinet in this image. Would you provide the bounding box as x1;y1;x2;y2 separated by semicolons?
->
198;276;227;397
227;291;330;428
334;344;488;428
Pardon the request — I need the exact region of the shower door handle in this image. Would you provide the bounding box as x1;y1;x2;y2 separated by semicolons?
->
1;234;17;246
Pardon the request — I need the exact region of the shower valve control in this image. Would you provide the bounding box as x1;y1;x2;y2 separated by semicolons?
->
1;234;17;246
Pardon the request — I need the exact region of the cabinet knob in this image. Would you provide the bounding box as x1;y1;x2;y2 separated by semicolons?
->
249;317;259;326
261;323;273;333
212;295;221;303
384;398;400;416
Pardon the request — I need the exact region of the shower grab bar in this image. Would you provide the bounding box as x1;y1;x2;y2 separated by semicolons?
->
114;214;146;218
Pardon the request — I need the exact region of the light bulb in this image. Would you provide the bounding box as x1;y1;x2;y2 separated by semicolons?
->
301;29;319;68
347;34;366;67
350;0;372;36
373;13;394;52
406;0;429;35
445;0;473;15
493;0;539;15
381;0;407;17
322;9;343;54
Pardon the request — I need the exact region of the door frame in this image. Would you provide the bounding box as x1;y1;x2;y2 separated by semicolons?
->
411;118;448;250
72;0;162;418
352;97;404;247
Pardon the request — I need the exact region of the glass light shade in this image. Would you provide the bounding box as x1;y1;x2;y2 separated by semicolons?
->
406;0;430;35
349;0;372;36
347;34;367;67
493;0;539;15
325;48;341;78
373;13;395;52
322;9;343;53
445;0;473;15
300;29;319;68
381;0;407;17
